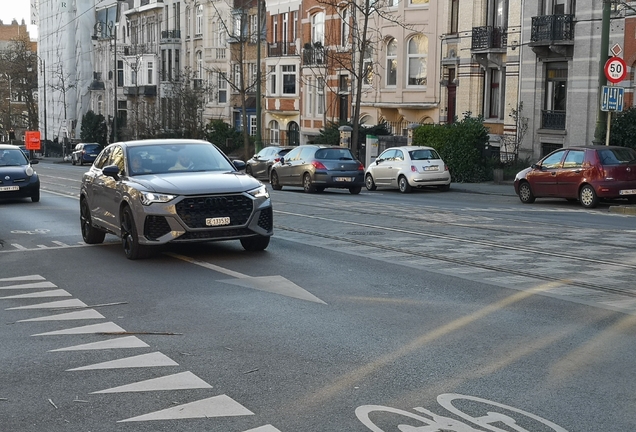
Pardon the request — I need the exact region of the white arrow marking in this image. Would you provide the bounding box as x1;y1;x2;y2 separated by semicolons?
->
32;322;125;336
0;289;71;300
6;299;88;310
221;275;327;304
17;309;105;322
67;352;178;371
50;336;149;352
92;371;212;393
167;253;326;304
0;281;57;290
117;394;253;422
0;275;46;282
243;426;283;432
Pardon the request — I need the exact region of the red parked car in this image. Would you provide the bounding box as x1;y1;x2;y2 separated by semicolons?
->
514;145;636;208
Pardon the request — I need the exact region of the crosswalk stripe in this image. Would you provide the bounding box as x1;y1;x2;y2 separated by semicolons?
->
0;281;57;290
49;336;149;352
17;309;105;322
67;351;178;371
0;275;45;282
117;394;254;422
6;299;88;310
243;426;283;432
32;322;125;336
92;371;212;393
0;289;71;300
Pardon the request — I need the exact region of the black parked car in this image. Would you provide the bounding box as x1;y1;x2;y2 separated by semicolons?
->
246;146;294;180
72;143;102;166
0;144;40;202
269;145;365;194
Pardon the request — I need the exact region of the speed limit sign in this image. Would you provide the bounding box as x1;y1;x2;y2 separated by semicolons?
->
605;57;627;83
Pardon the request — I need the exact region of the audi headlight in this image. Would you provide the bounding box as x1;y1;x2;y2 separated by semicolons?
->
140;191;176;206
248;185;269;199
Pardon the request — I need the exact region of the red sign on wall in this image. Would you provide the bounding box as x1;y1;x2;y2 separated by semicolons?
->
25;131;41;150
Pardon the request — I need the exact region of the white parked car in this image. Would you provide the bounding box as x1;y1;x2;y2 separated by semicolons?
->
365;146;451;193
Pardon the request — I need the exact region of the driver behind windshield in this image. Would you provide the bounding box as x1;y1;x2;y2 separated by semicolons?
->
169;151;194;171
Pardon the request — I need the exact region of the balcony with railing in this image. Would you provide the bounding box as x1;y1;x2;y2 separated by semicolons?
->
541;110;566;130
268;43;297;57
160;30;181;43
471;26;507;51
302;45;327;66
531;15;574;45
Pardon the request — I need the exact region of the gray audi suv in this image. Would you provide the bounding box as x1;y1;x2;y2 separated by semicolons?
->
79;139;273;259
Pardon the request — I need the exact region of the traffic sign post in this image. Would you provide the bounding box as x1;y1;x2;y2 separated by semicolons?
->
602;57;627;146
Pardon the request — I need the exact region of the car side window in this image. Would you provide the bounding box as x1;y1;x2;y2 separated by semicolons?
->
381;149;397;161
563;150;584;168
94;147;112;169
394;150;404;161
541;150;566;169
107;146;125;174
283;147;301;161
299;147;315;161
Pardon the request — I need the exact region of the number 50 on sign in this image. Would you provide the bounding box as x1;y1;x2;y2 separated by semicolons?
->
605;57;627;83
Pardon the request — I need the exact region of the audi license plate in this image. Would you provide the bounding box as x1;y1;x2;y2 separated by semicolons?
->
335;177;353;182
206;217;231;226
0;186;19;191
619;189;636;195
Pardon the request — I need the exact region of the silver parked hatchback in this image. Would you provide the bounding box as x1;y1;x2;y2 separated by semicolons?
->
365;146;451;193
79;139;273;259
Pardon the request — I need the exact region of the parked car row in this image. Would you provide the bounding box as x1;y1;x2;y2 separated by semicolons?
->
250;145;452;194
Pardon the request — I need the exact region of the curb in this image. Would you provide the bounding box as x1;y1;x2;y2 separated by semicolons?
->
609;205;636;215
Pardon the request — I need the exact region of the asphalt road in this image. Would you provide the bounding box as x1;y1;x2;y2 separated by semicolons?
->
1;162;635;431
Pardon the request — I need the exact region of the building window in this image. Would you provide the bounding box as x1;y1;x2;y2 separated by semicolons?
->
118;100;127;127
542;62;568;129
131;69;137;86
147;61;153;85
386;38;397;87
311;12;325;45
117;60;124;87
282;12;288;43
269;120;279;144
250;116;257;136
195;5;203;36
450;0;459;34
196;51;203;78
250;14;258;42
488;68;500;118
388;0;398;7
282;64;296;94
341;8;349;47
409;0;429;5
186;7;191;37
363;45;373;85
233;64;241;89
218;72;227;103
316;78;325;115
407;34;427;86
161;50;166;81
97;95;103;115
272;15;278;43
269;65;276;94
175;49;180;81
306;77;313;115
248;63;257;90
292;11;298;40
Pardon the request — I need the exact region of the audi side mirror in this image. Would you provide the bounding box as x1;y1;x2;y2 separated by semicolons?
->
233;159;246;171
103;165;120;179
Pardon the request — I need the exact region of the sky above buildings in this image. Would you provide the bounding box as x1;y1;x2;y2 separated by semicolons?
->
2;0;38;38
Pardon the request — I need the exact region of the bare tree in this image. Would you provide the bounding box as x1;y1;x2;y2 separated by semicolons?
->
0;35;39;135
502;102;528;163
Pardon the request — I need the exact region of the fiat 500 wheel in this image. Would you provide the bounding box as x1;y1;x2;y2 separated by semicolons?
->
398;176;412;193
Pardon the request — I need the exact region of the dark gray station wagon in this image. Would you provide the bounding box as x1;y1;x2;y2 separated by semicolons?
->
79;139;273;259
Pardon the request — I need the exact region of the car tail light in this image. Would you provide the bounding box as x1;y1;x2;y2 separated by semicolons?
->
411;165;417;172
444;164;449;171
312;160;327;170
357;162;365;171
82;150;86;154
274;157;280;162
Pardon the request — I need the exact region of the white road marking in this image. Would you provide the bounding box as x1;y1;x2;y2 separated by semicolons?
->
0;281;57;290
32;322;125;336
0;289;72;300
67;351;178;371
37;245;47;248
221;276;327;304
243;426;283;432
11;244;27;250
6;298;88;310
0;275;45;282
92;371;212;393
17;309;105;322
51;241;69;247
167;253;327;304
49;336;149;352
117;394;254;422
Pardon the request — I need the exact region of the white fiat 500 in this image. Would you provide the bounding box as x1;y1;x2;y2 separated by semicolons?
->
365;146;451;193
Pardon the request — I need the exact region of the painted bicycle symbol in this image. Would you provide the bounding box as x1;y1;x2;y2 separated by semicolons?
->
356;393;568;432
10;229;50;235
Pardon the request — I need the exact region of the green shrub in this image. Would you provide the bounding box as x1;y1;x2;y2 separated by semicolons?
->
412;113;490;182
